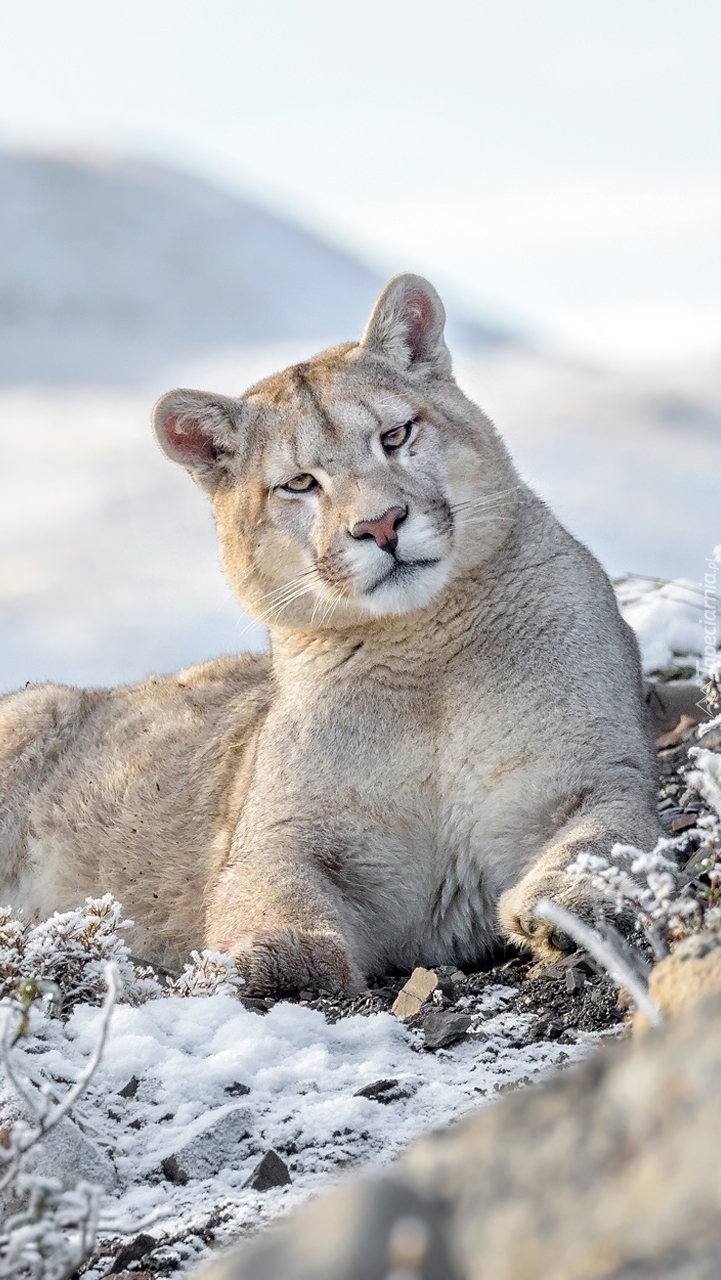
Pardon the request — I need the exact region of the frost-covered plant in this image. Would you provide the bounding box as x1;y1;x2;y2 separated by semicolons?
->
165;949;247;998
567;744;721;957
0;897;160;1012
0;964;118;1279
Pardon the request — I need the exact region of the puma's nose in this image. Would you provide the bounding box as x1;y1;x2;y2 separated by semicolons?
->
350;506;407;554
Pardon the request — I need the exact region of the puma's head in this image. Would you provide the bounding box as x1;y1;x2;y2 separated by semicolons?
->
153;274;519;630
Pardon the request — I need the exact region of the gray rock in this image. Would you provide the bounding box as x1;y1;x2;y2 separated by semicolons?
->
243;1149;292;1191
161;1154;188;1185
0;1094;118;1197
162;1105;253;1180
29;1114;118;1192
422;1010;471;1050
353;1078;411;1104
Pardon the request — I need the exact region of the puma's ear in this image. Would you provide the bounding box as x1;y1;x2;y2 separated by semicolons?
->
152;389;238;492
360;273;451;377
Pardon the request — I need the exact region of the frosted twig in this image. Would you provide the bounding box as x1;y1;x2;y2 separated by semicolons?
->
534;898;662;1027
0;963;119;1279
0;962;119;1188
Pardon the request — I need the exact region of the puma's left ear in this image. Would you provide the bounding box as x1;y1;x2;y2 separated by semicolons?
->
360;273;451;377
153;388;239;492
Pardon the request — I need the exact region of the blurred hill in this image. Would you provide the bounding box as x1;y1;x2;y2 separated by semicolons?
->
0;150;718;693
0;151;506;385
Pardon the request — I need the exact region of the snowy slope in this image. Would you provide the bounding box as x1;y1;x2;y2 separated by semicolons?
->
0;152;379;384
0;151;504;386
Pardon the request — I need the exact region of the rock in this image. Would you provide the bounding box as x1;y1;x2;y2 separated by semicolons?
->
161;1154;188;1185
354;1078;410;1103
391;967;439;1022
239;997;269;1015
162;1106;253;1179
0;1099;118;1197
422;1010;471;1051
196;991;721;1280
243;1149;292;1191
224;1081;251;1096
670;811;698;833
635;923;721;1033
118;1074;140;1099
110;1234;158;1272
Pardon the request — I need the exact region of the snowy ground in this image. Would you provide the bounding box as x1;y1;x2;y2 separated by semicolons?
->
9;973;592;1273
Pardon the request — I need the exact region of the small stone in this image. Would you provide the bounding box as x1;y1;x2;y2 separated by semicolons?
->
528;1016;565;1043
161;1154;189;1185
354;1078;410;1103
422;1010;471;1050
224;1081;251;1096
243;1149;292;1191
565;967;584;994
391;967;439;1022
111;1234;157;1272
118;1075;140;1099
671;812;698;833
239;997;269;1015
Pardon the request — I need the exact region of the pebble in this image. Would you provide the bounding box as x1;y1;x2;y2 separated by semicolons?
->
391;967;439;1022
422;1010;471;1051
161;1155;189;1185
354;1078;411;1103
110;1234;157;1273
243;1149;292;1191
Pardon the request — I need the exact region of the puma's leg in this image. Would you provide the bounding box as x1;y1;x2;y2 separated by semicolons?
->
227;927;363;997
205;837;366;997
498;804;662;962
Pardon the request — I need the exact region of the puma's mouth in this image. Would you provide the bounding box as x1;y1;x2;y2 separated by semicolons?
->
364;557;442;596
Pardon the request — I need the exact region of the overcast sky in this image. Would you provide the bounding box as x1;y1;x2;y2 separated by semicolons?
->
1;0;720;364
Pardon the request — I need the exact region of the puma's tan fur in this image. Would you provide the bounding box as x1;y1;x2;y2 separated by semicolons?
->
0;275;661;991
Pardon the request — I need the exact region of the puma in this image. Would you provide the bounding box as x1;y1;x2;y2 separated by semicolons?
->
0;274;661;993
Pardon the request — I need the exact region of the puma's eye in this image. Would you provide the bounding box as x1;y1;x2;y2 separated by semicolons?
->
381;421;413;451
281;474;318;493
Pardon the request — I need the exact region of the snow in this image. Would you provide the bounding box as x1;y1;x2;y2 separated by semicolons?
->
615;569;721;676
7;983;588;1263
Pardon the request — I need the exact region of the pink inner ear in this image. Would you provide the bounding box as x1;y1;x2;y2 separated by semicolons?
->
401;288;435;359
162;412;218;465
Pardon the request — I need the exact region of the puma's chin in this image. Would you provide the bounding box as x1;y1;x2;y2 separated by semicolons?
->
357;557;450;616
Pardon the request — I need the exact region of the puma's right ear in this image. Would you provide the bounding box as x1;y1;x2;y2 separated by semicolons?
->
360;273;452;377
152;389;239;491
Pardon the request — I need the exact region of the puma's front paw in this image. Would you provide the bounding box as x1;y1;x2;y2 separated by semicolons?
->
225;928;365;998
498;869;602;963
